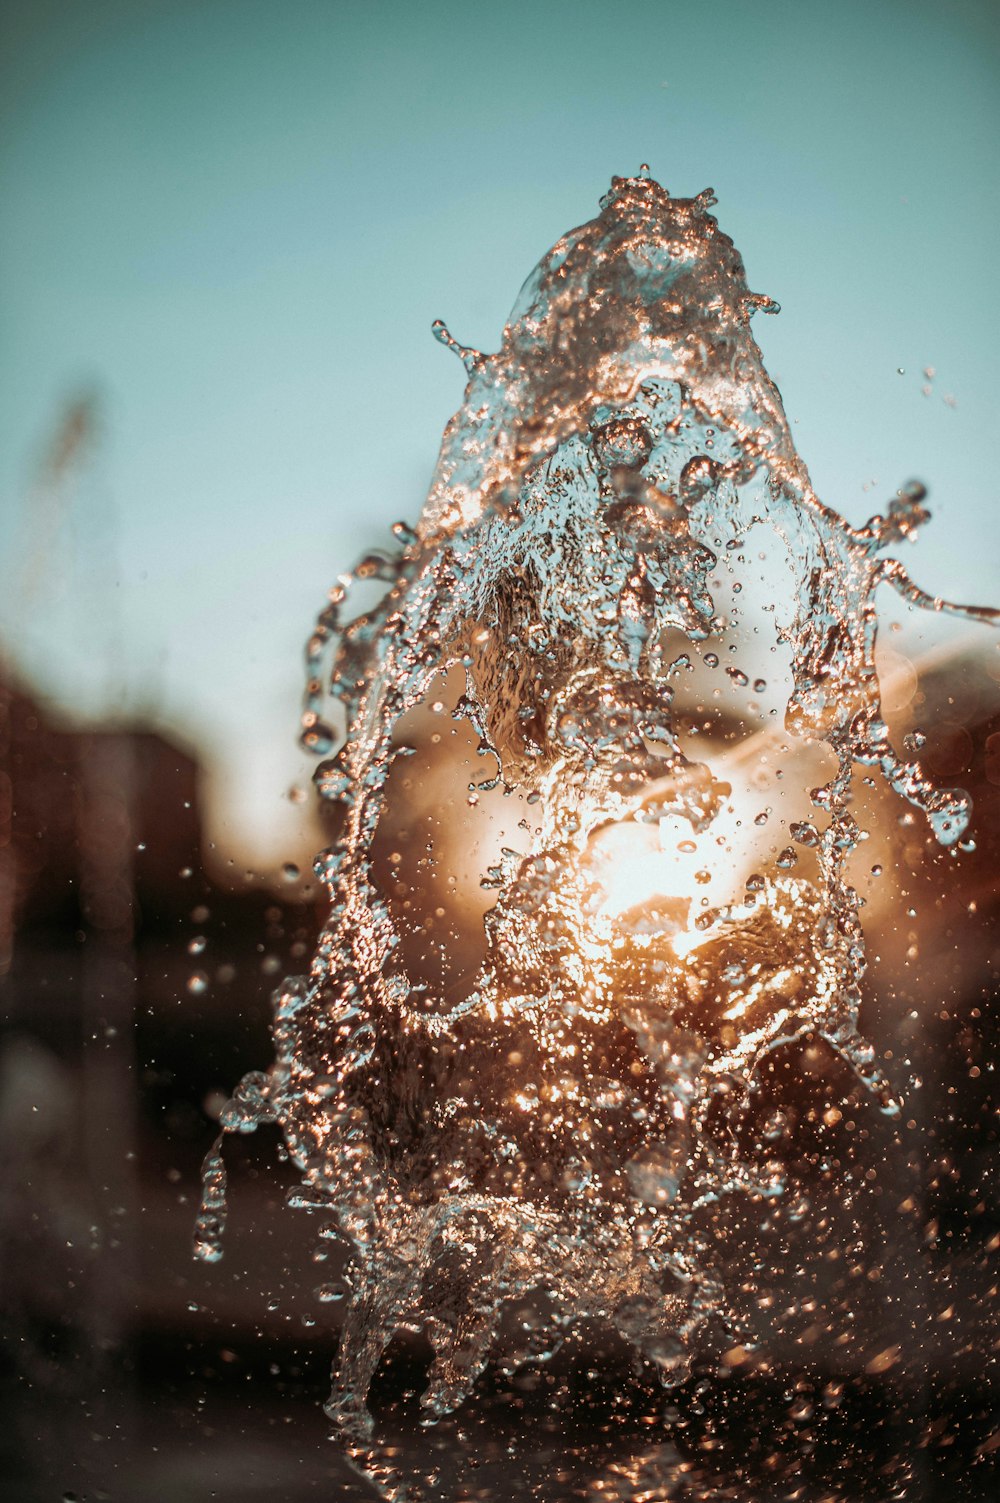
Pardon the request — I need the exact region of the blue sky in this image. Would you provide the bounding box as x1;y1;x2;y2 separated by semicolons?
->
1;0;997;868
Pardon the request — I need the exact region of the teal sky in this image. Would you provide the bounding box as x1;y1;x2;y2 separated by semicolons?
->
1;0;998;869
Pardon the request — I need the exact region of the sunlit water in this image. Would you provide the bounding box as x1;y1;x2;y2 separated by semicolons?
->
196;169;997;1498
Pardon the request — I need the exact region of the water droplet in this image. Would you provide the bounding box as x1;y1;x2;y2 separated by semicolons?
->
299;719;337;757
317;1281;349;1303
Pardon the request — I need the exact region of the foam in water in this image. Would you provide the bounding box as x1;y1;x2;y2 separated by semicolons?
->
196;169;997;1457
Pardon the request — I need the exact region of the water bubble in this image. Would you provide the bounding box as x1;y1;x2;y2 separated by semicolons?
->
593;415;653;469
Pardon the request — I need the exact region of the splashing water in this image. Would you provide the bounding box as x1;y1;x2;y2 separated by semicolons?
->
196;171;997;1466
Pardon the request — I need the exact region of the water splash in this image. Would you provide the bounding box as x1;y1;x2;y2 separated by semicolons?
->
197;171;997;1462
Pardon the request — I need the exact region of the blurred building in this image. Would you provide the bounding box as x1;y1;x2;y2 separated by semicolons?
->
2;671;201;961
0;669;325;1499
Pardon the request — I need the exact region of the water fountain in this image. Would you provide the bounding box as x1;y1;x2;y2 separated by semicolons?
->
196;168;997;1500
